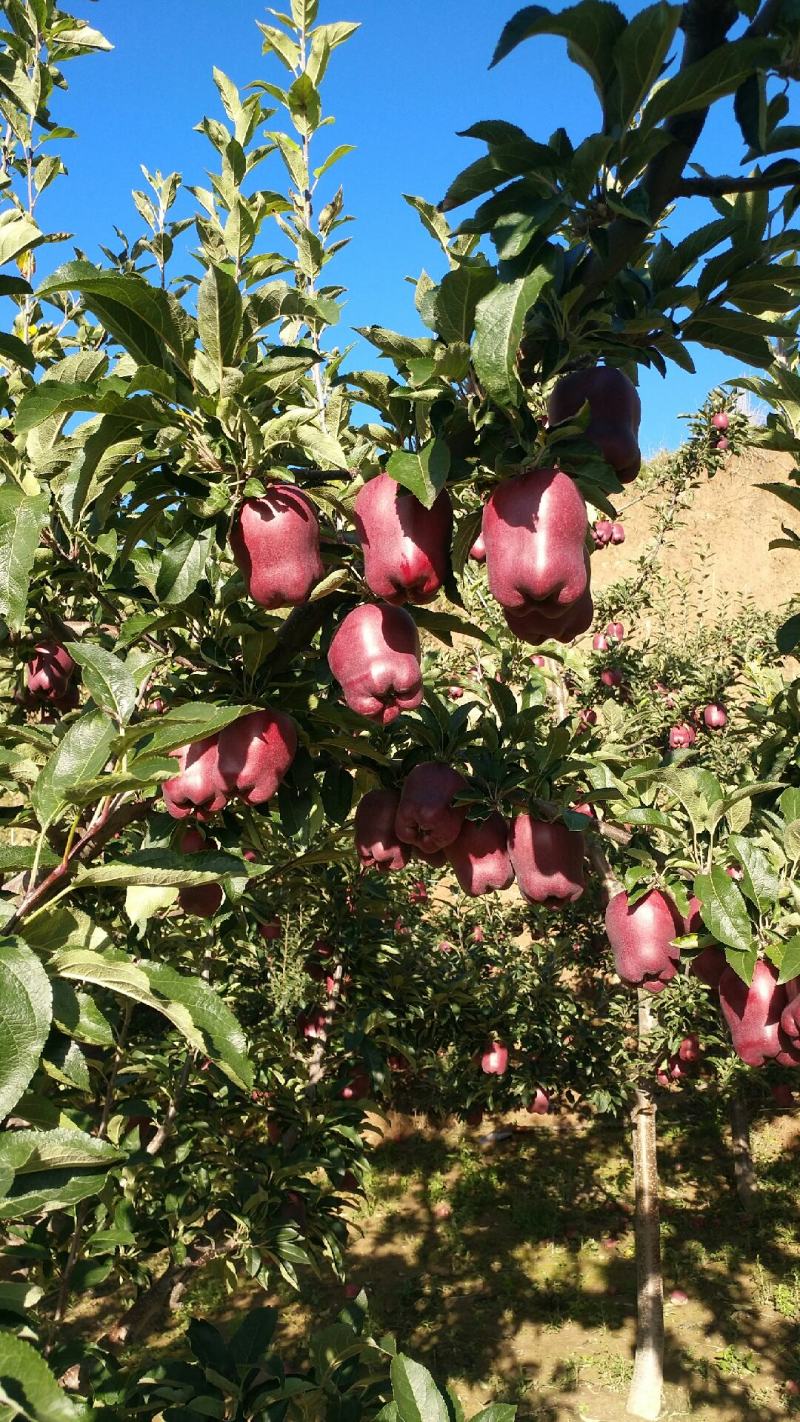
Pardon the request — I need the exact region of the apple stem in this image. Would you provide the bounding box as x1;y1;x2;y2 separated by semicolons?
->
626;992;664;1422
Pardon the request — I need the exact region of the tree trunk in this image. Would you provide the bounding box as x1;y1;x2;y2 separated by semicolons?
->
728;1095;759;1211
626;993;664;1422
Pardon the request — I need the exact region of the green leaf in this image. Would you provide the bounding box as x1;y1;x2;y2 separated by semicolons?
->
121;702;256;757
693;867;753;955
75;847;245;888
288;73;321;136
51;946;252;1090
155;526;215;605
472;268;550;407
0;1128;124;1221
32;710;117;829
0;486;49;631
0;211;44;268
777;612;800;654
471;1409;517;1422
51;981;114;1047
0;939;52;1122
727;834;780;911
37;262;193;372
608;1;682;129
0;1328;82;1419
433;261;496;343
42;1035;90;1091
386;439;451;509
777;934;800;986
0;331;35;372
492;1;628;106
198;264;243;382
390;1355;448;1422
64;642;137;725
412;607;494;647
642;37;780;129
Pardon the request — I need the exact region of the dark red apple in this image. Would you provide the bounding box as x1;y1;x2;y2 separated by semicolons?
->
354;472;452;605
395;762;468;853
528;1088;550;1115
547;366;641;482
678;1034;701;1063
218;709;297;805
448;685;463;700
354;787;410;872
711;411;729;432
605;889;683;992
592;633;609;653
480;1040;509;1075
482;467;588;614
341;1070;371;1101
592;520;613;547
531;654;546;667
606;621;624;642
703;702;727;730
719;959;789;1066
690;945;726;989
578;707;597;730
231;486;323;608
297;1007;327;1039
601;669;622;688
669;723;696;749
26;641;76;702
177;826;223;918
508;815;585;907
504;585;593;647
328;602;423;724
715;436;730;452
469;531;486;563
610;522;626;544
163;736;228;819
447;812;514;895
259;920;281;941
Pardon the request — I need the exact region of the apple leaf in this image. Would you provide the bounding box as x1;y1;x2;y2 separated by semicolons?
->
0;939;52;1123
726;834;780;911
0;1327;84;1418
386;439;450;509
472;267;550;407
64;642;137;725
777;934;800;985
693;868;753;955
0;485;49;631
390;1355;449;1422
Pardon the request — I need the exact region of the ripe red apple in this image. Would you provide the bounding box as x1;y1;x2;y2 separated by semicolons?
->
508;815;585;907
531;654;546;667
218;709;297;805
408;878;428;904
605;889;684;992
703;702;727;730
711;411;729;432
480;1040;509;1075
578;707;597;730
437;939;454;953
504;585;594;647
528;1088;550;1115
715;436;730;452
592;520;613;547
606;621;624;642
670;1288;689;1306
482;467;589;614
678;1034;701;1063
592;633;609;653
149;696;166;714
341;1070;371;1101
231;486;323;608
571;802;595;819
163;736;228;819
297;1007;327;1039
779;977;800;1056
772;1083;794;1107
447;812;514;896
690;945;726;989
395;762;468;853
610;522;626;544
388;1052;409;1072
719;960;800;1067
259;920;281;941
725;864;743;880
433;1199;453;1219
328;602;423;724
669;723;696;750
547;367;641;482
601;668;622;688
26;641;76;702
177;826;223;918
354;788;410;873
448;685;463;700
354;472;452;605
469;531;486;562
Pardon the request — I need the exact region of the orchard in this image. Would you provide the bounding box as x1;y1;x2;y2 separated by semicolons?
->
0;1;799;1419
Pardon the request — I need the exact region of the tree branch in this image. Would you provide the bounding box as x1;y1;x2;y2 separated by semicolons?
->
674;166;800;195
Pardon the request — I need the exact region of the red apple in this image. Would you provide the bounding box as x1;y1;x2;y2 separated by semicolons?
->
605;889;683;992
328;602;423;724
354;788;410;873
678;1034;701;1063
482;467;588;614
715;436;730;452
690;945;726;989
592;520;613;547
703;702;727;730
341;1070;371;1101
592;633;609;653
469;531;486;563
578;707;597;730
354;472;452;605
669;723;696;749
480;1040;509;1075
434;1199;452;1219
177;826;223;918
218;709;297;805
504;586;594;647
297;1007;327;1039
719;959;796;1066
163;736;228;819
25;641;76;702
601;669;622;688
610;522;626;544
447;812;514;896
259;920;281;941
606;621;624;642
547;367;641;482
387;1053;409;1072
711;411;729;432
531;654;546;667
508;815;585;907
448;685;463;700
231;486;323;608
437;939;454;953
395;762;468;853
528;1088;550;1115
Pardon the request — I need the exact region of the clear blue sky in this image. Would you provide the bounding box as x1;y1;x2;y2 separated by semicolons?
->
42;0;789;452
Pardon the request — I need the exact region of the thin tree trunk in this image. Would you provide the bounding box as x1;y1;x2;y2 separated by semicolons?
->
728;1095;759;1211
627;993;664;1422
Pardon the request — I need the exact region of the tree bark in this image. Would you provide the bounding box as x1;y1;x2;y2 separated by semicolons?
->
728;1095;759;1211
627;993;664;1422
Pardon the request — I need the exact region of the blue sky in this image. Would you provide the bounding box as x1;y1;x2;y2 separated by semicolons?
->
42;0;791;452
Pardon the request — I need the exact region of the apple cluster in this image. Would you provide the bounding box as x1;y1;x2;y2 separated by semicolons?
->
354;776;585;906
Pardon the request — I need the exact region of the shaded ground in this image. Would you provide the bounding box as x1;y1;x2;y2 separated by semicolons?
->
183;1102;800;1421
